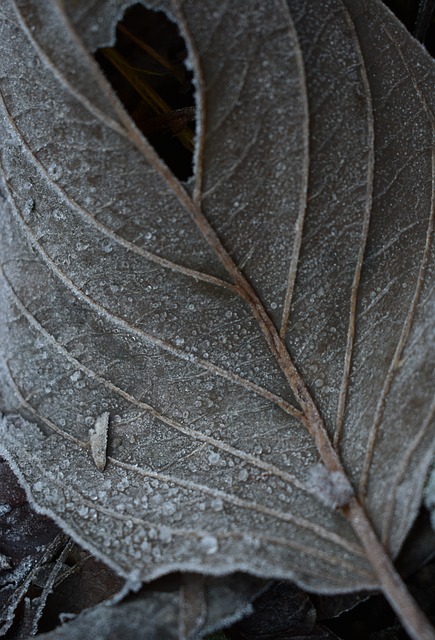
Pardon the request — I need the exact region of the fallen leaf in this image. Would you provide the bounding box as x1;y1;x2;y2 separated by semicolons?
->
34;573;266;640
0;0;434;638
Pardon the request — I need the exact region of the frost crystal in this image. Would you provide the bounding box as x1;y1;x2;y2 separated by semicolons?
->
307;464;354;509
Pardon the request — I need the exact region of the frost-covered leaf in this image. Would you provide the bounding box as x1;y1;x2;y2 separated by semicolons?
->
35;573;265;640
0;0;434;628
37;595;182;640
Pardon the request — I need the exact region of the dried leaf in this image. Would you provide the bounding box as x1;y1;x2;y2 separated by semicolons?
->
33;591;182;640
34;573;265;640
0;0;434;637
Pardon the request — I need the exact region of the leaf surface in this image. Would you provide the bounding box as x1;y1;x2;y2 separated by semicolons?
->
0;0;434;598
34;573;266;640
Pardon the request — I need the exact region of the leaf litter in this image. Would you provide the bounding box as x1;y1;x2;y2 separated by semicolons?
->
0;0;434;638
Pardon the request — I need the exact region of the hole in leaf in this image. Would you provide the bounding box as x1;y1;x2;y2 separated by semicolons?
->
95;3;196;181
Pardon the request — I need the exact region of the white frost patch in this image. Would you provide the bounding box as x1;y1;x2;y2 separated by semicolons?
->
307;463;354;509
89;412;110;471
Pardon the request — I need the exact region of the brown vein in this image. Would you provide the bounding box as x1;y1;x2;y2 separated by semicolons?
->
0;80;234;293
69;496;372;579
3;362;88;450
3;380;363;559
54;498;370;583
51;0;204;218
12;0;348;538
375;13;435;544
2;266;309;492
109;459;364;558
52;0;302;332
358;48;435;499
278;0;309;340
0;174;302;424
371;15;435;532
13;0;206;243
10;3;126;137
359;205;434;496
166;0;344;477
334;6;375;448
381;396;435;547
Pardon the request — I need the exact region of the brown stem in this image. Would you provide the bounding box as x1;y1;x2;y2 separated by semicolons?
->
235;285;342;471
345;497;435;640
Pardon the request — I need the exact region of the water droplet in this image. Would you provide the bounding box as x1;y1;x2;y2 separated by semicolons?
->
238;468;249;481
211;498;223;512
208;452;220;465
162;502;176;516
199;535;218;554
159;525;172;543
48;163;63;180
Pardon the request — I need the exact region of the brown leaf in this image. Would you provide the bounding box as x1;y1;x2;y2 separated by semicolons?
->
0;0;434;637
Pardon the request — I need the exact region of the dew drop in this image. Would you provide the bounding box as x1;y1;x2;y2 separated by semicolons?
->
211;498;223;512
52;208;65;221
208;452;220;465
48;163;63;180
78;505;89;518
238;468;249;482
162;501;176;516
159;525;172;543
199;535;218;555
